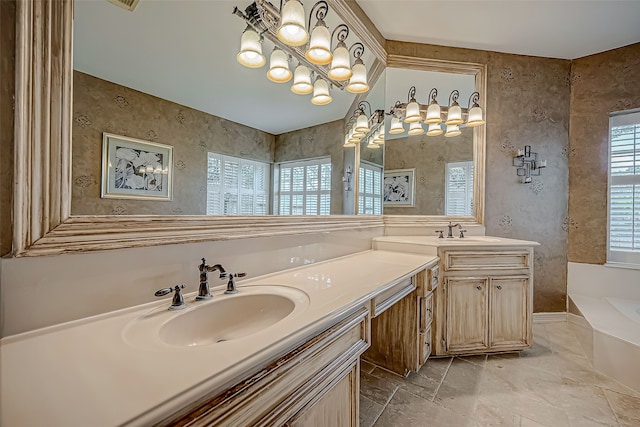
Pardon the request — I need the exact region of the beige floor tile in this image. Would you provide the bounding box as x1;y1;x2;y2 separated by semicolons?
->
456;354;488;367
416;356;452;383
400;370;442;401
520;416;555;427
558;379;619;425
360;371;398;406
360;395;384;427
603;389;640;427
433;357;483;417
476;391;571;427
594;372;640;399
361;360;376;374
567;416;619;426
374;388;471;427
472;399;521;427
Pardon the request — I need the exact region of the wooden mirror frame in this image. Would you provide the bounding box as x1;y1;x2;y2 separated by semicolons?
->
13;0;484;257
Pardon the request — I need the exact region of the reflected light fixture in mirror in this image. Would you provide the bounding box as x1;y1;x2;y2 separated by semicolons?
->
343;101;384;147
389;87;485;137
233;1;369;105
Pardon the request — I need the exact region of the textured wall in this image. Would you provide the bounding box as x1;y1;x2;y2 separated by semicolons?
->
0;0;15;256
274;120;345;214
386;41;571;312
72;71;276;215
568;43;640;264
384;132;473;215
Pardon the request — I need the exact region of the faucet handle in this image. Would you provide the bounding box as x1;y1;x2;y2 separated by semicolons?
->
459;229;467;238
155;285;187;311
224;273;246;294
435;230;444;238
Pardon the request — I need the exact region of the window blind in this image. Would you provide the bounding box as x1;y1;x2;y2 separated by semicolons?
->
445;161;474;216
207;153;270;215
608;110;640;265
358;161;382;215
276;158;331;215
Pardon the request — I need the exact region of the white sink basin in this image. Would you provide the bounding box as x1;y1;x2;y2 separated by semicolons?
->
123;285;309;349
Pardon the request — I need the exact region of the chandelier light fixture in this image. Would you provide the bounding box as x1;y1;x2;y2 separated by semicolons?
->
343;101;384;148
389;87;485;137
233;0;369;106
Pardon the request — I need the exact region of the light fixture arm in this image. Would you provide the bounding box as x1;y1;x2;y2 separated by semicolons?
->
448;90;460;106
307;0;328;30
331;23;349;48
428;88;438;103
467;91;480;108
407;86;417;103
358;100;372;117
350;42;365;60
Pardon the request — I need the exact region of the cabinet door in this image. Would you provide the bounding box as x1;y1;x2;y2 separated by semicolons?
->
287;364;358;427
490;277;530;349
445;278;489;353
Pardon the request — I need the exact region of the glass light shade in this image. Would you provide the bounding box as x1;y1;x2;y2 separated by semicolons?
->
277;0;308;46
351;122;365;138
305;23;332;65
343;134;356;147
389;117;405;134
291;65;313;94
466;105;485;127
355;112;370;133
373;131;384;145
267;49;292;83
445;104;463;125
311;79;332;105
408;121;424;135
426;123;443;136
346;61;369;94
347;132;360;144
367;138;380;149
425;102;442;124
445;124;461;137
236;28;266;68
328;44;352;81
404;101;421;123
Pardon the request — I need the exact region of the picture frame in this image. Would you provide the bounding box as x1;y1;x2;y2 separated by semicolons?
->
383;168;415;207
101;133;174;201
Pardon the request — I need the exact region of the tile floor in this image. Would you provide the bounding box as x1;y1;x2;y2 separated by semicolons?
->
359;321;640;427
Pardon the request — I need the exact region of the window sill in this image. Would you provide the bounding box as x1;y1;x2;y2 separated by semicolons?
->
604;262;640;271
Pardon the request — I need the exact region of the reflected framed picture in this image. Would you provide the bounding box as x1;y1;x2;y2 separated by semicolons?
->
383;168;415;207
101;133;173;201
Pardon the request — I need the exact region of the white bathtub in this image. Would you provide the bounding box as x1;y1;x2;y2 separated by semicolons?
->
568;262;640;393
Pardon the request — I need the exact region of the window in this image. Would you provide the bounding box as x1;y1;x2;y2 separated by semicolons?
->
358;161;383;215
276;158;331;215
608;110;640;265
445;161;474;216
207;153;270;215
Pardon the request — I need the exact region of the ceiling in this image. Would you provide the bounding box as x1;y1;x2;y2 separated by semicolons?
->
74;1;640;137
356;0;640;60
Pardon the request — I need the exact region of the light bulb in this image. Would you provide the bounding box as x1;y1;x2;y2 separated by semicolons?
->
408;121;424;135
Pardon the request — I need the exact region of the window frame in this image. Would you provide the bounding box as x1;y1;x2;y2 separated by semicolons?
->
606;108;640;268
445;160;474;216
274;157;332;216
358;160;383;215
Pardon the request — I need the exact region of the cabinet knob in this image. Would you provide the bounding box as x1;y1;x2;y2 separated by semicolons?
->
496;285;502;290
476;285;482;291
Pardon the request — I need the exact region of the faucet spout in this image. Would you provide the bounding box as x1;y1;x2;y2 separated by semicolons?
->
447;221;461;238
196;258;226;301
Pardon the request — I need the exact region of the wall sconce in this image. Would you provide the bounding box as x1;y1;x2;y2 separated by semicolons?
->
343;165;353;191
233;0;369;106
513;145;546;183
388;87;485;137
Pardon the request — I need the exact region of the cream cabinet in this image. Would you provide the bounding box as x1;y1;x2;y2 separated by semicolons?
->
161;307;369;426
435;248;533;356
363;261;439;375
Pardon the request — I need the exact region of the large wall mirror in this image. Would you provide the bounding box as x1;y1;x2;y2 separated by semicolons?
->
12;0;485;256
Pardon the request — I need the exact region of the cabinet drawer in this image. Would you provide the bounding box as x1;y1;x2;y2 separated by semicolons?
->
371;277;414;317
444;251;530;271
419;293;434;333
419;327;432;365
429;265;440;290
416;263;439;297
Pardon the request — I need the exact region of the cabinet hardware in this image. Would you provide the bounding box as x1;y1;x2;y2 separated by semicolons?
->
496;285;502;290
476;285;482;291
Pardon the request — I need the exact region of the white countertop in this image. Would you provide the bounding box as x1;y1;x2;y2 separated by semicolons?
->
0;250;435;427
373;235;539;256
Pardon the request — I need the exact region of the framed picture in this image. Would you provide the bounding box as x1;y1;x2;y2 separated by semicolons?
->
383;168;415;207
101;133;173;201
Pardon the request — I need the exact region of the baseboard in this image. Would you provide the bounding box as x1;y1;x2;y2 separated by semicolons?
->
567;313;590;328
533;312;568;323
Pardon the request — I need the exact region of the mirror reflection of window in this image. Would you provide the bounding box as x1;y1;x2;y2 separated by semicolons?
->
207;153;270;215
445;161;474;216
358;161;383;215
276;158;332;215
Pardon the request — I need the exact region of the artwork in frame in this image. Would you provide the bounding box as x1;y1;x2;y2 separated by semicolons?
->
383;168;415;207
101;133;174;201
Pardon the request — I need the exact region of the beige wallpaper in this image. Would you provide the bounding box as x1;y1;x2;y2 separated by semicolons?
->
384;133;473;215
0;1;15;256
568;43;640;264
72;71;276;215
386;41;571;312
274;120;345;214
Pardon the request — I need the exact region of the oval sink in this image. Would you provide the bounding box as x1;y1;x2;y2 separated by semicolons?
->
123;285;309;349
160;293;295;347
